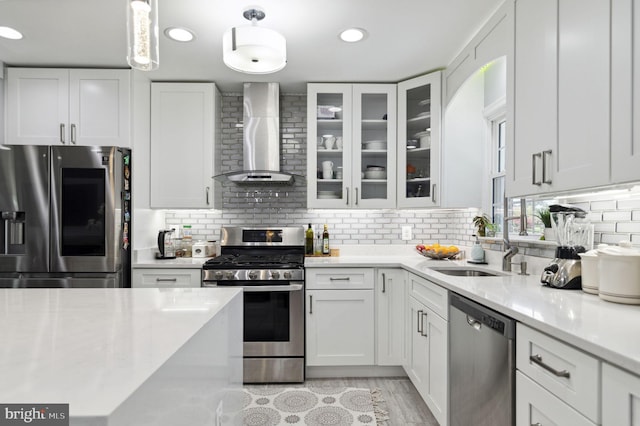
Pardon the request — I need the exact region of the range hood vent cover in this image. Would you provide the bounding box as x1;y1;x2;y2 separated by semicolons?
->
214;82;304;185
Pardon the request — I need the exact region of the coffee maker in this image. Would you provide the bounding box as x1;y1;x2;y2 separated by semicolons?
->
157;229;176;259
540;204;591;289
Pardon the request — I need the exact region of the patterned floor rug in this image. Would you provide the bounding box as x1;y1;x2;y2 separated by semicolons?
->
236;386;389;426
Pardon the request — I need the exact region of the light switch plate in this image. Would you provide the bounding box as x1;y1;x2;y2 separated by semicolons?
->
401;226;412;240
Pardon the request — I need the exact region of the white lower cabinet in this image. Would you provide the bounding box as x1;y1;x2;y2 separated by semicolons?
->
132;268;202;288
516;372;596;426
516;323;600;425
602;363;640;426
405;274;448;426
306;268;375;366
375;268;407;366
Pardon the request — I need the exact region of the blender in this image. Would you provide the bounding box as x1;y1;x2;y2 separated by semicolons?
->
540;204;592;289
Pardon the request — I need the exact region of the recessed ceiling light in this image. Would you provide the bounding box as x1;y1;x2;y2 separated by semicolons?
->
164;27;195;42
0;26;23;40
339;28;367;43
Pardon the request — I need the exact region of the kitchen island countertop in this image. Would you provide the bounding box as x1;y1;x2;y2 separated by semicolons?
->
306;248;640;376
0;287;243;425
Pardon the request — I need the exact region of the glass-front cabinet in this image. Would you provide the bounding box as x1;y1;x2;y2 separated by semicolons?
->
307;83;396;209
397;72;441;208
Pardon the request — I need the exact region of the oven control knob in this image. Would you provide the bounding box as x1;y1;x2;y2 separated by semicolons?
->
224;271;235;280
248;270;258;280
214;271;223;280
283;271;292;279
271;271;280;279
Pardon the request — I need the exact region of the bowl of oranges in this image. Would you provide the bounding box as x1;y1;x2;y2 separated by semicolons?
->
416;243;460;260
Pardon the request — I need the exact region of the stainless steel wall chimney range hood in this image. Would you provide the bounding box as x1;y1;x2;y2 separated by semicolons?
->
215;82;302;184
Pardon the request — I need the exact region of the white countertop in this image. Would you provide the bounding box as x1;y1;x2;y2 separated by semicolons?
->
133;248;210;269
0;287;242;418
306;249;640;376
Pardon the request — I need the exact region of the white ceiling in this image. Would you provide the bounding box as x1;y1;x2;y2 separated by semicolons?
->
0;0;503;93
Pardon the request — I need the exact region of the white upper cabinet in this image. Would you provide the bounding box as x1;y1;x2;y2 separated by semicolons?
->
6;68;130;147
307;83;397;209
397;72;441;208
508;0;610;197
150;82;221;209
611;0;640;184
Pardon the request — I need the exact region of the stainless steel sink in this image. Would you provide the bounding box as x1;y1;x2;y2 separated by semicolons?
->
429;267;505;277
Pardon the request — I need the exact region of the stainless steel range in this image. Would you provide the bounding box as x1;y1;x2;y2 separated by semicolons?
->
202;227;305;383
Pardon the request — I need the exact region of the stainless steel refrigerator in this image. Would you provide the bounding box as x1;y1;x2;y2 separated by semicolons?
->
0;145;132;288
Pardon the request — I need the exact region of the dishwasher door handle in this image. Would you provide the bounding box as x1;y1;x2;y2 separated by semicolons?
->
529;354;571;378
466;315;482;330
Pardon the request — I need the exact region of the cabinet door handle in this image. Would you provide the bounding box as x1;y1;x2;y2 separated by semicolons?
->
382;273;386;293
345;187;349;205
529;354;571;378
417;310;423;334
542;150;552;184
421;311;428;337
309;295;313;314
431;184;436;203
71;123;77;144
156;278;178;282
329;277;350;281
206;186;210;205
531;423;542;426
355;187;359;205
60;124;66;144
532;153;542;185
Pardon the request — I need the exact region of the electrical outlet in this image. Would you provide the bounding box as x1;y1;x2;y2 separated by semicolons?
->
401;226;412;241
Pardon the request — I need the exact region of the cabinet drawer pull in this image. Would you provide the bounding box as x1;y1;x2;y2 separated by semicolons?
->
531;423;542;426
542;150;552;184
309;295;313;314
417;310;423;334
156;278;178;282
329;277;350;281
421;311;428;337
71;123;77;144
532;153;542;185
60;123;66;144
382;273;386;293
529;354;571;378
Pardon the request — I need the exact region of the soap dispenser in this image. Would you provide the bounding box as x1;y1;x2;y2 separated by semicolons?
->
468;234;486;264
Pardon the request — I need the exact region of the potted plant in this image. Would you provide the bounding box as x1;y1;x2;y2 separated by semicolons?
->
472;214;491;237
485;222;497;237
535;207;554;240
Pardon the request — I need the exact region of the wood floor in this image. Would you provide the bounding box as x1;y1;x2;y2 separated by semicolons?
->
303;377;438;426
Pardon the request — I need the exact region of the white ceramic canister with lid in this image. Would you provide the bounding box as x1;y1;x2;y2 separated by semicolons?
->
579;248;600;295
597;241;640;304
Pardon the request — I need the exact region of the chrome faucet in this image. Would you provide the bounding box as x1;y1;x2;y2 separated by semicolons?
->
502;197;528;272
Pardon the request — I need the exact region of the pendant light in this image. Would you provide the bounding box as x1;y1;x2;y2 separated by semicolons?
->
222;8;287;74
126;0;159;71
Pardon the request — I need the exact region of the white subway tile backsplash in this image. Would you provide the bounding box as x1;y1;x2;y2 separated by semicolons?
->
602;211;633;222
590;200;617;210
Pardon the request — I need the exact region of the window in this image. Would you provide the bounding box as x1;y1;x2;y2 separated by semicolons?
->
485;98;506;233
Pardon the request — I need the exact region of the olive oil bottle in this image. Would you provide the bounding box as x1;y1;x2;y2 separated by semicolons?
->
322;224;330;255
305;224;314;255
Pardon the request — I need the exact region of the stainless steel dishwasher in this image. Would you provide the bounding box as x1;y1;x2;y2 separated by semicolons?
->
449;293;515;426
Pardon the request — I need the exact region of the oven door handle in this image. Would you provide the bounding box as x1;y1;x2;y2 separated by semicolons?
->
237;284;304;292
